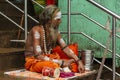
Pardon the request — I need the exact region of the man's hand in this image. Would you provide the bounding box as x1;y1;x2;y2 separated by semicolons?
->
63;59;74;67
77;60;85;73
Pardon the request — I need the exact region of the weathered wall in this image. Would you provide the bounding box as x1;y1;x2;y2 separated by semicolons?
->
58;0;120;67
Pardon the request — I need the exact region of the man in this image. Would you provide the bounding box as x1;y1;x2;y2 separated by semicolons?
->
25;5;85;73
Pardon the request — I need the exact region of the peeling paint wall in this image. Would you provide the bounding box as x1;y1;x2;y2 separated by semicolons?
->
58;0;120;67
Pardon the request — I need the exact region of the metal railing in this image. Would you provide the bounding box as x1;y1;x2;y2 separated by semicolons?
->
61;31;120;77
0;11;24;31
4;0;40;42
87;0;120;80
0;0;120;79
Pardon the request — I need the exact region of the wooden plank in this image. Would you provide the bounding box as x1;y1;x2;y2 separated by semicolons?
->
68;70;97;80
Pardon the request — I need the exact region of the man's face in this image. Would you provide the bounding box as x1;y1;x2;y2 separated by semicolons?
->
52;11;62;29
52;19;61;29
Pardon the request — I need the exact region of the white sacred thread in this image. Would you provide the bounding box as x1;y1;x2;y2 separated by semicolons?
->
54;11;61;20
52;59;59;63
36;45;41;53
34;31;40;39
60;38;65;44
52;59;62;66
44;56;50;61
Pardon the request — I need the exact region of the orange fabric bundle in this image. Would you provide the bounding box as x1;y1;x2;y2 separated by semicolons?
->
71;63;78;72
25;53;60;73
52;43;78;59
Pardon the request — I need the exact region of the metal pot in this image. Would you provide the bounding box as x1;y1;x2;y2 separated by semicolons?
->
80;50;94;71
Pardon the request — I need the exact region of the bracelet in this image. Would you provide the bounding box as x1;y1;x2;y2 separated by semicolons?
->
60;60;64;67
76;59;80;63
61;45;68;50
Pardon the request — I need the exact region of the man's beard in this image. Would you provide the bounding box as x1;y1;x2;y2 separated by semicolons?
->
50;23;59;42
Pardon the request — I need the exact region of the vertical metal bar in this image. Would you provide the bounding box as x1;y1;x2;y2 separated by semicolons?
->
24;0;27;41
67;0;71;44
112;17;116;80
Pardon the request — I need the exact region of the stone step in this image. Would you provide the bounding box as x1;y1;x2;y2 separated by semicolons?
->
0;48;25;71
0;31;25;48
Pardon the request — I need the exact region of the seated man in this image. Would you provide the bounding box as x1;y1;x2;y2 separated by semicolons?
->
25;5;85;73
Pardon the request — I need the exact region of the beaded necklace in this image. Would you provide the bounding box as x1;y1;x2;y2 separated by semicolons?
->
42;26;53;54
42;26;47;54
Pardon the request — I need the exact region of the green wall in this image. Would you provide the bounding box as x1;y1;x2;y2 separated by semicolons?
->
58;0;120;67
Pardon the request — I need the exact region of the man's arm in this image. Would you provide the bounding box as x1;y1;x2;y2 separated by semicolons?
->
57;32;85;72
57;32;79;62
32;27;44;59
32;28;64;66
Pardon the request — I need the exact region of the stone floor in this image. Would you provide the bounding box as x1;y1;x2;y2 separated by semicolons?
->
0;48;120;80
0;48;25;53
93;59;120;80
0;69;97;80
0;61;120;80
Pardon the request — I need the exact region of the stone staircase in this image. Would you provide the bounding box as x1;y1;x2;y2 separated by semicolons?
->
0;0;37;72
0;1;25;71
0;0;39;72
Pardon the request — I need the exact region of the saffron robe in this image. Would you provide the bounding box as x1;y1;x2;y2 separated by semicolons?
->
25;43;79;73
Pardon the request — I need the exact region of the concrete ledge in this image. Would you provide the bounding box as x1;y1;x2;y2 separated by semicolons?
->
0;48;25;71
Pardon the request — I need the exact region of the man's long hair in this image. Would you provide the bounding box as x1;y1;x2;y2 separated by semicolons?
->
39;5;60;27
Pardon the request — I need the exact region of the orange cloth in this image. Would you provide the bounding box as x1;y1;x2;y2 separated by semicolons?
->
25;44;79;73
25;53;60;73
52;43;79;72
52;43;78;59
71;63;79;72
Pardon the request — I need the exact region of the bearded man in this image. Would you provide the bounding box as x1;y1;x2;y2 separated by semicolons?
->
25;5;85;73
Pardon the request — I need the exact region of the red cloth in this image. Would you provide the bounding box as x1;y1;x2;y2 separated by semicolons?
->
52;43;79;72
46;0;55;5
52;43;78;59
